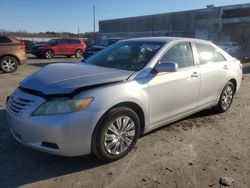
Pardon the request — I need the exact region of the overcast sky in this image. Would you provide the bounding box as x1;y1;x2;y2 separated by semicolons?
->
1;0;249;33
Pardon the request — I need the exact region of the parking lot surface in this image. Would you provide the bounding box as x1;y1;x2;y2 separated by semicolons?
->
0;57;250;187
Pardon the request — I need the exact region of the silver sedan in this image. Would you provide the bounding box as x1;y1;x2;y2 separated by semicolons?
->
6;37;242;161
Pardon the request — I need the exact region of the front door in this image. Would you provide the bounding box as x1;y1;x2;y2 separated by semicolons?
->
148;42;200;129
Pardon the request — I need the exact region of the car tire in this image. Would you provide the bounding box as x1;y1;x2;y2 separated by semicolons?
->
92;107;140;162
0;56;18;73
214;81;235;113
75;49;83;58
44;50;54;59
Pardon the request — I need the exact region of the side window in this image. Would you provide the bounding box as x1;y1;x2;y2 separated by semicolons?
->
161;42;194;68
67;39;73;44
57;39;67;45
68;39;80;44
0;36;12;43
195;43;217;65
74;39;80;44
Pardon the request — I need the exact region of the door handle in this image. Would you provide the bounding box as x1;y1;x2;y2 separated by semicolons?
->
191;72;199;78
224;65;229;69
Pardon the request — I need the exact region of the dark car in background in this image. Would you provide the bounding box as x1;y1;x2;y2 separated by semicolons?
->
32;38;86;59
0;35;27;73
219;42;241;55
21;40;36;54
84;38;122;59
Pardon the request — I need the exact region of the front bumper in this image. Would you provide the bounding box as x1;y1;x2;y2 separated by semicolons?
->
84;51;95;59
31;50;44;57
31;47;45;57
6;89;102;157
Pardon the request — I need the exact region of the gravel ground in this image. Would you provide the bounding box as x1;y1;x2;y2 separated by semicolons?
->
0;57;250;188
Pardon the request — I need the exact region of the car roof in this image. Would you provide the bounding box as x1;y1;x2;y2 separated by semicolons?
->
105;38;123;40
122;37;211;44
57;38;81;40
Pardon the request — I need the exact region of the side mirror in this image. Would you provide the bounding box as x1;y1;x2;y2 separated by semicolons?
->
155;61;178;73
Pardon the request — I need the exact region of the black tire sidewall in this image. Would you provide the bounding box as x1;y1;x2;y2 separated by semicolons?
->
92;107;140;161
0;56;18;73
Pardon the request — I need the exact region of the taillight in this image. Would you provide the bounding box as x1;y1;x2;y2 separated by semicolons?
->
19;41;26;51
240;63;243;70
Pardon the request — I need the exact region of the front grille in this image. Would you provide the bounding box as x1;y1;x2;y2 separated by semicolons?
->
7;97;34;116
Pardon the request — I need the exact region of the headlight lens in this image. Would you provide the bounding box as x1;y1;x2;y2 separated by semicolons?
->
33;97;93;116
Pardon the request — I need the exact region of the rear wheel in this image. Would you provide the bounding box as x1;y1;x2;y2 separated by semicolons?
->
44;50;54;59
214;82;235;113
92;107;140;162
75;49;83;58
0;56;18;73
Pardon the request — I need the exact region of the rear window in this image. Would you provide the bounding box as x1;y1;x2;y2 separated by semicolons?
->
215;51;226;62
57;39;67;45
67;39;80;44
0;36;12;43
196;43;227;64
195;43;217;65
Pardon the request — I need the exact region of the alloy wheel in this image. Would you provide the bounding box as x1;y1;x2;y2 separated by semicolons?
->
45;50;54;59
104;116;135;155
221;85;234;110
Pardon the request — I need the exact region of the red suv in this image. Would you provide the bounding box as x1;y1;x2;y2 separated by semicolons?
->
32;38;86;59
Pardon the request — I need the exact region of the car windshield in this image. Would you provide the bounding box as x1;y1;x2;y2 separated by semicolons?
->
83;41;164;71
47;39;57;44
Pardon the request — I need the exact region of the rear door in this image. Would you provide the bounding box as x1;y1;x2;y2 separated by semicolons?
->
68;39;81;54
148;42;200;128
0;36;14;54
66;39;74;54
194;42;230;107
55;39;68;55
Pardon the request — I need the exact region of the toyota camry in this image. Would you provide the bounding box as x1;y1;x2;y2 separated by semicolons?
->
6;37;242;161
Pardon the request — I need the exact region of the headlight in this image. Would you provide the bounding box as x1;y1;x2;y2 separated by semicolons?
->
33;97;93;116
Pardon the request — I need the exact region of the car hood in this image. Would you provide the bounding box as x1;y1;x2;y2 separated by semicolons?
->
88;45;106;51
20;62;133;95
34;44;47;47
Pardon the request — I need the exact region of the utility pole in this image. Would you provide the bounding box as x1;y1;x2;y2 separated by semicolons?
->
93;5;96;43
77;26;80;38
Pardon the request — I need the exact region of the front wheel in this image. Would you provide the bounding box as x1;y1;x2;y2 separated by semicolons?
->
214;82;235;113
92;107;140;162
44;50;54;59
